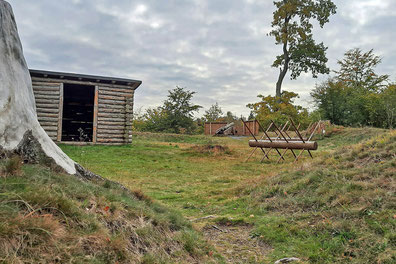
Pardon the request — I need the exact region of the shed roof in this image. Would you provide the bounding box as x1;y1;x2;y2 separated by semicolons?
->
29;69;142;89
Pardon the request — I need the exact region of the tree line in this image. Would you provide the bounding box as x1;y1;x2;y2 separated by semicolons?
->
133;47;395;134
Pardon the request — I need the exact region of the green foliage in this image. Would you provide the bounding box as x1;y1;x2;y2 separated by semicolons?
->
133;87;202;134
270;0;337;96
311;49;394;128
381;85;396;128
203;102;223;122
247;91;310;128
335;48;389;90
133;107;169;132
163;86;202;134
217;111;238;123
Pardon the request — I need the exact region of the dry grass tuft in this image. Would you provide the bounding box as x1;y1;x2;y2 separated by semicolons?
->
190;144;231;155
1;156;23;177
132;189;153;203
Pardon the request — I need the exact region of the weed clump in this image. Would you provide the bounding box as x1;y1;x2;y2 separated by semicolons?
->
1;155;23;177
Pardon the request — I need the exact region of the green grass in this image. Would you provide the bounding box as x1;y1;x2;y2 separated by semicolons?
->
58;127;395;263
2;127;392;263
0;159;218;263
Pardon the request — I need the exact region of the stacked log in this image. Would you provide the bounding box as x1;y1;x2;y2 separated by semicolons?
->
249;140;318;150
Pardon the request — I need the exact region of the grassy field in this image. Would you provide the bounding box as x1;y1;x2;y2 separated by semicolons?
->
59;127;395;263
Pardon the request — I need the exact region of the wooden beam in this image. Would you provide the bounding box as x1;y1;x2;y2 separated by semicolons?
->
32;77;136;89
57;84;64;142
93;86;99;144
249;140;318;150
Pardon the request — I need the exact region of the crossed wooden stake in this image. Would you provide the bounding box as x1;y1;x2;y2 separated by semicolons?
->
242;119;321;163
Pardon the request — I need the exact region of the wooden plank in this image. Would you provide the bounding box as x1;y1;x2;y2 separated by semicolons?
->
32;83;61;88
93;86;99;144
41;126;58;132
36;108;59;114
57;84;64;142
35;103;59;109
33;94;60;100
98;99;126;105
39;121;58;127
98;117;126;122
38;116;58;122
96;134;126;139
99;94;126;101
33;85;61;89
98;125;126;130
33;90;60;96
98;112;126;118
99;86;134;93
98;103;125;110
96;138;127;143
99;121;127;126
98;108;132;114
37;113;59;118
35;98;59;105
32;77;136;89
99;89;133;97
96;129;132;135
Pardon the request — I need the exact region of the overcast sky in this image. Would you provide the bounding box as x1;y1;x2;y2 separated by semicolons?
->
8;0;396;117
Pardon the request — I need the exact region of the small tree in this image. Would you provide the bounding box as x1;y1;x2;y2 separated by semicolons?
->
334;48;389;91
270;0;337;97
162;86;202;134
203;103;223;122
312;49;391;127
311;79;349;125
381;85;396;128
247;91;310;128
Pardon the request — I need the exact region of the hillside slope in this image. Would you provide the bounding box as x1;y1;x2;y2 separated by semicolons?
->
244;129;395;263
0;162;219;263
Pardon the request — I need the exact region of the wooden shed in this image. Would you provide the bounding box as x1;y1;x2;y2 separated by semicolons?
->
30;69;142;145
204;120;259;136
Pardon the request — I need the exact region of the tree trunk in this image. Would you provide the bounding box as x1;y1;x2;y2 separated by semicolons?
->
275;16;290;98
0;1;96;178
276;65;288;98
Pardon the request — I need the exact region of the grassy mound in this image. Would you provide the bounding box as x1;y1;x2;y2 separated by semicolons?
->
0;161;218;263
245;129;396;263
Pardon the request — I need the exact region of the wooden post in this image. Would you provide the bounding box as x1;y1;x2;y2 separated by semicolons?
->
209;122;212;135
92;86;99;144
57;83;64;142
125;95;133;144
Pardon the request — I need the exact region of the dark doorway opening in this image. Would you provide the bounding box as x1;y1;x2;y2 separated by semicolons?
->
62;83;95;142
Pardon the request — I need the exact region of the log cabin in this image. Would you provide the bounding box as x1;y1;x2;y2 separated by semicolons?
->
29;69;142;145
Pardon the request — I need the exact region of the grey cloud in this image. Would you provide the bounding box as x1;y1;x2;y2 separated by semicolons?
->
7;0;396;117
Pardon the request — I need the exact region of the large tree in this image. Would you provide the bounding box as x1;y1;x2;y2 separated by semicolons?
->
0;1;97;178
270;0;337;97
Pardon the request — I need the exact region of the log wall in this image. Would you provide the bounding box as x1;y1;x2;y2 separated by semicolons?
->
31;77;135;145
96;85;134;144
32;81;62;141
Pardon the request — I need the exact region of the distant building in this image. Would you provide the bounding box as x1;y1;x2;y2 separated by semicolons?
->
204;120;259;136
30;69;142;145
